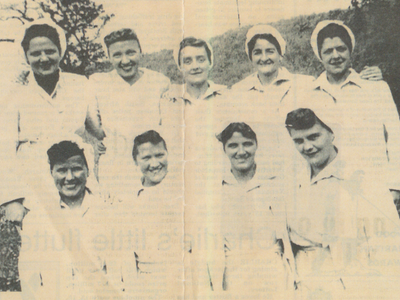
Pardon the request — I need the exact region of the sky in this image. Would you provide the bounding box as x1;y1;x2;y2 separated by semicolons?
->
95;0;351;53
0;0;351;54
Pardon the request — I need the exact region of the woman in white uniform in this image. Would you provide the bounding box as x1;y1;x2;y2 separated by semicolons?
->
200;122;293;299
3;19;101;157
1;20;101;199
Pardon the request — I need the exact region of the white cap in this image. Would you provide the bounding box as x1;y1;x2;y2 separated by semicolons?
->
173;35;214;70
310;20;355;60
245;24;286;58
19;18;67;62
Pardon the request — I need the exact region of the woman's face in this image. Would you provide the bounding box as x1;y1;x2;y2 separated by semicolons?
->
251;38;281;77
26;37;62;76
224;132;257;173
180;46;211;86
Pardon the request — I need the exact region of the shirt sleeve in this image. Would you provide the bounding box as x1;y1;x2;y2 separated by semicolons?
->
84;79;105;140
377;82;400;190
0;94;19;158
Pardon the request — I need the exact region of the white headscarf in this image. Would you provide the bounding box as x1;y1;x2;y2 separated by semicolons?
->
310;20;355;60
20;18;67;62
245;24;286;58
173;36;214;70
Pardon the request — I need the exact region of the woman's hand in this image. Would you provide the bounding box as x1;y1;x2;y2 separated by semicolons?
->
360;66;383;81
2;200;28;223
96;140;107;156
15;70;30;85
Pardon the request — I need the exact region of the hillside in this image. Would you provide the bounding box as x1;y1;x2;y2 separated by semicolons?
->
140;0;400;107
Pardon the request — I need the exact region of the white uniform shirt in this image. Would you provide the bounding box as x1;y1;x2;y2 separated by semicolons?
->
287;154;400;298
311;69;400;190
19;187;112;299
2;72;94;159
90;68;170;185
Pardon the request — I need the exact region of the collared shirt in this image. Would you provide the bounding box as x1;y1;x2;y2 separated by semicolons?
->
59;187;97;218
90;68;170;186
229;67;314;114
216;68;315;179
287;154;400;291
288;155;357;248
311;69;400;190
2;72;95;159
231;67;295;92
219;168;286;246
205;168;291;296
166;80;225;104
160;80;226;126
91;68;170;156
19;185;111;299
113;172;184;299
160;80;226;177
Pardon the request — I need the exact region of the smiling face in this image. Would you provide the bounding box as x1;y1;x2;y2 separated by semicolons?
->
320;37;351;78
135;141;168;187
108;39;141;84
251;38;281;78
224;132;257;174
289;123;336;173
180;46;211;86
51;155;88;202
26;37;62;77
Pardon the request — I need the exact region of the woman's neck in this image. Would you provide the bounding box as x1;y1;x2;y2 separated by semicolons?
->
34;70;60;95
232;164;256;185
186;81;209;99
258;69;279;86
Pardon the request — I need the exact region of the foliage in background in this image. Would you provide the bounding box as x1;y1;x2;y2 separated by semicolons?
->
0;0;112;75
0;0;40;27
0;213;22;292
141;0;400;108
0;0;400;293
38;0;112;74
2;0;398;105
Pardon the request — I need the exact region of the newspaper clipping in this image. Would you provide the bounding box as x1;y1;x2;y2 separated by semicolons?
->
0;0;400;299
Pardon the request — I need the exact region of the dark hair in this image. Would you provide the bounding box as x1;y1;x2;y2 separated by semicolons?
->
216;122;257;149
317;23;352;57
132;130;167;161
285;108;333;133
47;141;88;171
104;28;142;52
178;37;212;67
247;34;282;60
21;24;62;55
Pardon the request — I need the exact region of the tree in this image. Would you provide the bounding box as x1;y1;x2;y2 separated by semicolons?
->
38;0;113;75
0;0;40;27
0;0;113;75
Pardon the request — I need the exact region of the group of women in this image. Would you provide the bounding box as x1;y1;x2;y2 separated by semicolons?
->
0;15;399;300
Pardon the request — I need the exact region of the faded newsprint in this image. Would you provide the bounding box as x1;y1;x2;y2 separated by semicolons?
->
0;0;399;299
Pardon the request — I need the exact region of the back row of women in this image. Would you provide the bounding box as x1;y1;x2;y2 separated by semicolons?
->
1;17;400;299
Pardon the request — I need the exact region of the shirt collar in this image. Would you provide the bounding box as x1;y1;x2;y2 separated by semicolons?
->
137;173;171;197
245;67;293;92
27;71;63;99
110;68;145;87
313;68;362;92
59;187;93;217
182;80;224;104
298;150;347;186
222;166;276;193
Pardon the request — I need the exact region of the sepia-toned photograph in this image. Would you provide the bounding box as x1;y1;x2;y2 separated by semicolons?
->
0;0;399;299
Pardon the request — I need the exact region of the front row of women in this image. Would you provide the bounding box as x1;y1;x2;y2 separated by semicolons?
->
12;106;400;300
